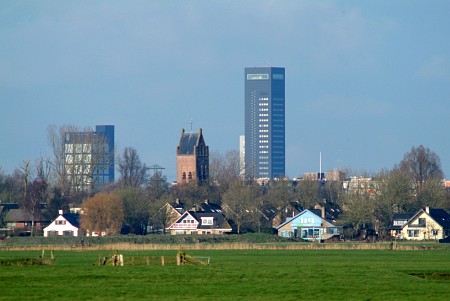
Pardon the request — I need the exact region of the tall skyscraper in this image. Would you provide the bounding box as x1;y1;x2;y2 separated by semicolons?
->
64;125;114;191
245;67;285;180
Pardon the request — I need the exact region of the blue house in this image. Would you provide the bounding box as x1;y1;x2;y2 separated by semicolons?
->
276;209;341;241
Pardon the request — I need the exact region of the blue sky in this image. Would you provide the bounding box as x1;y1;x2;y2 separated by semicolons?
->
1;1;450;181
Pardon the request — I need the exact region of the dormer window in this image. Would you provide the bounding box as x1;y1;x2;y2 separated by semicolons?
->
201;217;213;225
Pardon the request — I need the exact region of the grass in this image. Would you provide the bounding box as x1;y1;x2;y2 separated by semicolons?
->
1;248;450;300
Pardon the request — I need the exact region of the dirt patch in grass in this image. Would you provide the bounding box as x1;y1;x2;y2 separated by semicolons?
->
409;273;450;280
0;258;53;266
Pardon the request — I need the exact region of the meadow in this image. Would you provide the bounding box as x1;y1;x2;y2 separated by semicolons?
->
1;248;450;301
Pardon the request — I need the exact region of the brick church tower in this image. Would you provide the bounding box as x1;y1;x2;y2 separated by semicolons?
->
176;128;209;185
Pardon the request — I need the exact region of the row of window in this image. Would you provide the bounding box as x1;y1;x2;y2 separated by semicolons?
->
408;229;439;237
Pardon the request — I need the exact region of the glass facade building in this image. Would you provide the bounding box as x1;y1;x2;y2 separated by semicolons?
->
245;67;285;180
64;125;114;191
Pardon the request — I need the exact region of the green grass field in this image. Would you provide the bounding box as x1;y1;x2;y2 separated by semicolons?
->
1;248;450;301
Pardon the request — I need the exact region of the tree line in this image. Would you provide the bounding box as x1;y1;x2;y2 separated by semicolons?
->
0;125;449;238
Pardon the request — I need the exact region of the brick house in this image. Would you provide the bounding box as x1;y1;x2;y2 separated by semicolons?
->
176;128;209;185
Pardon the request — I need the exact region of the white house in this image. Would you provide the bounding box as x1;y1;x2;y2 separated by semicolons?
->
43;210;80;237
396;207;450;241
166;211;232;235
276;209;342;241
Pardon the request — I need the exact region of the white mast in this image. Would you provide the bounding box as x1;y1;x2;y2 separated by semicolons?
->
319;151;323;180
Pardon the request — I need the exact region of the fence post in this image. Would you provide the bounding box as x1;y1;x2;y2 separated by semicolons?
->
161;256;165;266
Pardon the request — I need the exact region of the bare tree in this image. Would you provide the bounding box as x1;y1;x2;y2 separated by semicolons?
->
209;150;240;187
47;124;113;193
265;180;295;210
118;147;149;188
295;179;320;209
397;145;443;193
18;160;49;236
47;124;77;193
0;168;22;203
222;180;256;233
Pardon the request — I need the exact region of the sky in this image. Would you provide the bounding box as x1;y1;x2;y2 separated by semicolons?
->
1;0;450;182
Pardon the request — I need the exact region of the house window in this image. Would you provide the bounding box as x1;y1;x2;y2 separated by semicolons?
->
418;218;426;226
55;220;66;225
432;230;439;236
408;230;419;237
63;231;74;236
201;217;213;225
48;231;59;236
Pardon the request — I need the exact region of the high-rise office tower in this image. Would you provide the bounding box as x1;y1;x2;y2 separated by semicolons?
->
245;67;285;180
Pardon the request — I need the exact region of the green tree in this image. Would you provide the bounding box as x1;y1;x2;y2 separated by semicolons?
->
146;172;170;200
116;187;150;235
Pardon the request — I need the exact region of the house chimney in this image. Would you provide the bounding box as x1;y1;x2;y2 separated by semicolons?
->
321;207;325;219
58;210;63;215
425;206;430;214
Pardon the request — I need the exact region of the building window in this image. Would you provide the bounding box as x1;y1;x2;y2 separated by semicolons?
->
418;218;426;226
408;230;419;237
201;217;213;225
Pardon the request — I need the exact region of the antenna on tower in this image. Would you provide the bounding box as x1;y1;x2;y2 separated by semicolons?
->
189;118;193;131
320;151;322;176
319;152;324;181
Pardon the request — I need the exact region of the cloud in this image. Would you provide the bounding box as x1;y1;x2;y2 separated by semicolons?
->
414;55;450;80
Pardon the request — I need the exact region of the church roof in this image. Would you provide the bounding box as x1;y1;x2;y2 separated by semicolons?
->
177;128;203;155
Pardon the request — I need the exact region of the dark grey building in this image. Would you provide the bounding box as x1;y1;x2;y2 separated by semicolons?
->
245;67;285;180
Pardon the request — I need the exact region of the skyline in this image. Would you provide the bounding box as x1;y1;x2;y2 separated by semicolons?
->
1;1;450;182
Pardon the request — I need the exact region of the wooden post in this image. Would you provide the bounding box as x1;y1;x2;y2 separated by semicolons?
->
146;257;150;265
161;256;165;266
51;250;54;260
41;250;45;258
